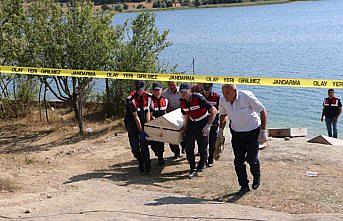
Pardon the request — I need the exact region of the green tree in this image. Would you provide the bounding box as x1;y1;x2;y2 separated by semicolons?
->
106;12;171;117
0;0;38;118
166;0;173;7
0;1;171;135
180;0;191;6
194;0;202;6
114;4;124;12
153;0;162;8
23;0;121;135
137;4;145;9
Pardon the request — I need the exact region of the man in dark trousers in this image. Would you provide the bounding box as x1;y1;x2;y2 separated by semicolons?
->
150;82;168;166
218;84;267;195
201;83;220;167
321;88;342;138
179;83;217;178
124;80;152;174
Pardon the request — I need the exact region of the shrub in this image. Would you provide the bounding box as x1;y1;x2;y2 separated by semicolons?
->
137;4;145;9
114;4;124;11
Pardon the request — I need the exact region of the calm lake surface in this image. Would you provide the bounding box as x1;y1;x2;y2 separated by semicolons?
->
111;0;343;137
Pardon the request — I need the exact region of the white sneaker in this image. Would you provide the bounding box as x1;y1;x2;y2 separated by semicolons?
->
188;171;198;179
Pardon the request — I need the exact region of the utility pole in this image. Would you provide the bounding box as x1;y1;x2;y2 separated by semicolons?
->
192;57;195;75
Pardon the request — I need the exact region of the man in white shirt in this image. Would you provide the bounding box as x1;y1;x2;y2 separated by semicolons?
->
163;81;181;112
218;84;267;196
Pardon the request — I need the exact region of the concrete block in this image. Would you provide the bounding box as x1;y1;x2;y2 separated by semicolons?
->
268;128;307;138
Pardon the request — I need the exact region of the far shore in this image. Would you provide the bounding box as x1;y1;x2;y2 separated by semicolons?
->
107;0;314;14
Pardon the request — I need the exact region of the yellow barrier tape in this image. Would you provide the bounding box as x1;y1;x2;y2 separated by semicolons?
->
1;65;343;88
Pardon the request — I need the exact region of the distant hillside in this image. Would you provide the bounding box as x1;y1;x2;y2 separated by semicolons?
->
55;0;303;12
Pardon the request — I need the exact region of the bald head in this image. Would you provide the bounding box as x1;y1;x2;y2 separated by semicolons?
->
222;84;237;103
222;84;236;90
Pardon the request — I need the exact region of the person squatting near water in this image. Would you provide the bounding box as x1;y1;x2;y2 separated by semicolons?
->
218;84;267;196
179;83;218;178
321;88;342;138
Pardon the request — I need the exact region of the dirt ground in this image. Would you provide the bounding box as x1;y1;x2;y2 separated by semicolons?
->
0;111;342;220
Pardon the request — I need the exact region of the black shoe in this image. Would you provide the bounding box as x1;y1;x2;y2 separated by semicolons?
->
207;160;213;167
138;162;144;173
252;177;260;190
187;170;198;179
157;158;166;167
235;186;250;196
196;161;206;172
196;165;205;172
173;153;180;160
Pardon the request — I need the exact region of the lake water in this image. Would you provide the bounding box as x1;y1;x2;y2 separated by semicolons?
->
111;0;343;138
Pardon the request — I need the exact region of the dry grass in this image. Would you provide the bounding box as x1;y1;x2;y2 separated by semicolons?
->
0;178;19;193
0;105;123;152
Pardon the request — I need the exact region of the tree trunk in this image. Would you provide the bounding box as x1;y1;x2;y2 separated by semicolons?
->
73;95;83;136
44;85;49;123
0;101;5;119
105;78;112;117
72;79;83;136
39;82;43;121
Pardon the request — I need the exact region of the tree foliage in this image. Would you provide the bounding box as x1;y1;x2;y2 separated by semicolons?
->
0;1;171;135
0;0;37;118
153;0;173;8
103;12;171;117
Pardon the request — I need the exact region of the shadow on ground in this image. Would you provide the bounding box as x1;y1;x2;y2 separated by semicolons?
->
145;196;219;206
64;157;190;188
0;123;124;154
214;191;248;203
64;157;249;205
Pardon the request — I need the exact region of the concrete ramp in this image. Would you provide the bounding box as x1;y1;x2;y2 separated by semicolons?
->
307;135;343;146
